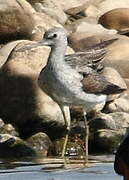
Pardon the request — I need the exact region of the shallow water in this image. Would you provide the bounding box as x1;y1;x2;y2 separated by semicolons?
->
0;156;122;180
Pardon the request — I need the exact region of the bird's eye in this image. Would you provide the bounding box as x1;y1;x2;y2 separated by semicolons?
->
53;33;57;38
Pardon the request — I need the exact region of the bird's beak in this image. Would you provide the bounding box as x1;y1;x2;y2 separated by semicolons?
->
16;39;50;52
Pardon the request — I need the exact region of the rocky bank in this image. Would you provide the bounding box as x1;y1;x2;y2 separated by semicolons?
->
0;0;129;158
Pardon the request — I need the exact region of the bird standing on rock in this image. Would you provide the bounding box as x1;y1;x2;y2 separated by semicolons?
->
17;27;126;159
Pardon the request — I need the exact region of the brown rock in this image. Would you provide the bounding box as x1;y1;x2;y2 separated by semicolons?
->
106;89;129;113
68;22;117;50
32;0;67;25
107;97;129;113
102;67;127;101
99;8;129;31
0;40;74;139
0;0;35;42
104;35;129;79
31;12;62;40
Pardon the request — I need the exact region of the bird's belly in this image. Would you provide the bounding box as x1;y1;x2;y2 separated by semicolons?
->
38;68;106;110
38;80;106;111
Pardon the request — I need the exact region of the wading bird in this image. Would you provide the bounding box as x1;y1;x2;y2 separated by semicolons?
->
17;27;125;159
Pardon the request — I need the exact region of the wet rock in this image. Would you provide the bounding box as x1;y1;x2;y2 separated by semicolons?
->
0;134;36;158
91;112;129;132
0;0;35;43
91;129;124;153
89;111;129;153
1;124;19;137
99;8;129;32
0;118;4;128
27;132;53;156
0;118;19;136
90;113;117;131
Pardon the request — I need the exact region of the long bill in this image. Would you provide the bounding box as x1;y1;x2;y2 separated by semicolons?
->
16;39;49;52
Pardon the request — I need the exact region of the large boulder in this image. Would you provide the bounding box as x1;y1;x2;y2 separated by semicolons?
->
29;0;68;25
90;129;124;153
99;8;129;32
89;112;129;153
0;134;36;158
0;0;35;42
98;0;129;16
0;40;74;140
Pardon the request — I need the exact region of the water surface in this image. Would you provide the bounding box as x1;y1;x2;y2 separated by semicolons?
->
0;155;122;180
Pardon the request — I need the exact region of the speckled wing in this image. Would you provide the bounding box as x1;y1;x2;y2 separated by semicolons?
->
65;38;118;72
80;68;125;95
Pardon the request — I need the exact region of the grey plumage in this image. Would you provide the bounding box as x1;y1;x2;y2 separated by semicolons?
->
17;27;125;158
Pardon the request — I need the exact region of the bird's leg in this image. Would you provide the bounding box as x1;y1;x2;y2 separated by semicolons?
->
83;109;89;165
60;106;71;158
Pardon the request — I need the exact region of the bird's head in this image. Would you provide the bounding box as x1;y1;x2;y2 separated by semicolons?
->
16;27;68;51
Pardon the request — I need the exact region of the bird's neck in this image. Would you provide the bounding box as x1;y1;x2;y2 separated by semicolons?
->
47;42;67;66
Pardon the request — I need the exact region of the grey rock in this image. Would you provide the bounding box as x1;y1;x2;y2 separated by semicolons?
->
90;129;124;153
27;132;53;156
0;134;36;158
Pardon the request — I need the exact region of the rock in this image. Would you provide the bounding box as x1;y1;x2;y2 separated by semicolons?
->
68;32;101;51
110;112;129;130
73;21;117;34
104;35;129;79
0;118;4;128
33;1;68;25
0;0;35;42
101;67;127;101
84;5;101;18
90;113;117;131
89;111;129;153
125;79;129;89
106;96;129;113
98;0;129;16
27;132;53;156
68;22;117;51
0;40;74;140
1;124;19;137
0;118;19;136
90;129;124;153
53;0;94;12
91;112;129;132
31;12;62;40
0;134;36;158
99;8;129;32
